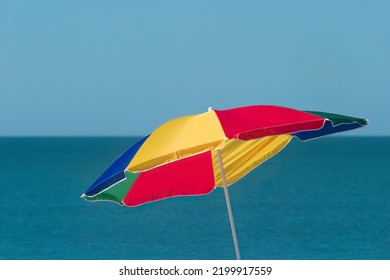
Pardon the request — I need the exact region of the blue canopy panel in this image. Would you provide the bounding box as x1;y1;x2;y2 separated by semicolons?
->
84;136;149;196
293;120;364;141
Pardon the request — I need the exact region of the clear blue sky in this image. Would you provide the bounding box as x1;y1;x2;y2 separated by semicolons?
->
1;0;388;136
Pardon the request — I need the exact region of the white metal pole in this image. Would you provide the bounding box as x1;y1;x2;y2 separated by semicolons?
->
216;149;241;260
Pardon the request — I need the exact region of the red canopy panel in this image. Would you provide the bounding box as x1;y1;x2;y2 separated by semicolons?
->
214;105;325;140
123;151;215;206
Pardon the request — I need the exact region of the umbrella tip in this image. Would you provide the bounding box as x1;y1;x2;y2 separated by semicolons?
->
208;107;213;111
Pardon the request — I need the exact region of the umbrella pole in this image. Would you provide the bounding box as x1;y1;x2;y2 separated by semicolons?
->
217;149;241;260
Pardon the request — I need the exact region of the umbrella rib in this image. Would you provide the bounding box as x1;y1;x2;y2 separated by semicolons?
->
216;149;241;260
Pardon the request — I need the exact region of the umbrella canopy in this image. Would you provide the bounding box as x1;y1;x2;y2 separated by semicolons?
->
82;105;367;206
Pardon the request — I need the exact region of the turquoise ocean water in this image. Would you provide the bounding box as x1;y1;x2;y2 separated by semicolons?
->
0;137;389;260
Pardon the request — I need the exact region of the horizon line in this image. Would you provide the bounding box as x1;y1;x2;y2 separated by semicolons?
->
0;134;387;138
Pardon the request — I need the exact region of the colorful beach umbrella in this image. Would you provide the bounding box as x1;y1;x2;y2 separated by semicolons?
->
82;105;367;259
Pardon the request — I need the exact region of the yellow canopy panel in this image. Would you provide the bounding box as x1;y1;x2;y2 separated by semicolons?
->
128;110;226;172
212;135;292;187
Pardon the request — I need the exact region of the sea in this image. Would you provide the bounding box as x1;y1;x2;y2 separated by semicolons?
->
0;136;389;260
